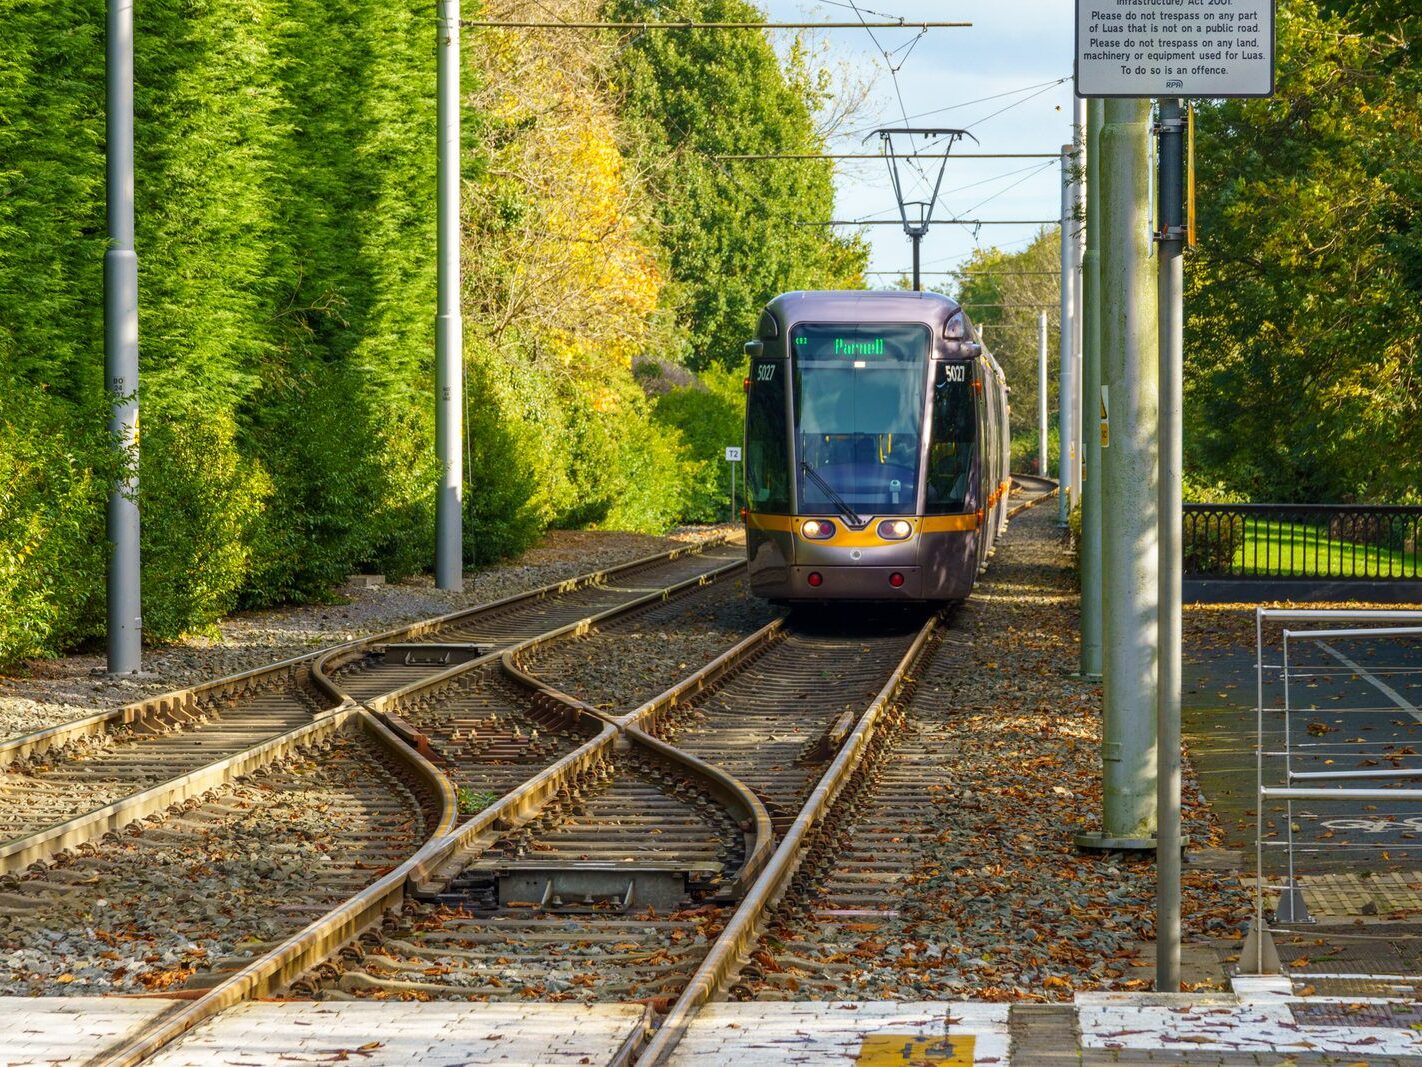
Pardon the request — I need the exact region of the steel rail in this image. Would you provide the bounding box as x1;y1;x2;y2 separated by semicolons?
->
96;706;460;1067
94;558;755;1066
0;653;341;767
0;701;359;873
0;537;729;769
403;610;782;901
313;537;733;698
367;557;746;726
618;621;787;899
634;479;1056;1066
0;542;732;870
634;613;940;1065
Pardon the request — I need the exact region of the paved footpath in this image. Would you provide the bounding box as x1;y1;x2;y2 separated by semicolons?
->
6;984;1422;1065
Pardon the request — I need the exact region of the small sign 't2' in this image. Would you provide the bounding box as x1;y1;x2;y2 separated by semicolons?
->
724;446;742;463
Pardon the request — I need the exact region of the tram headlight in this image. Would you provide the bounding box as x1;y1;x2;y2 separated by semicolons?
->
801;519;836;540
877;519;913;540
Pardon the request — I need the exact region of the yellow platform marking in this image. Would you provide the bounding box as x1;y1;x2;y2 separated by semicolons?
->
857;1033;975;1066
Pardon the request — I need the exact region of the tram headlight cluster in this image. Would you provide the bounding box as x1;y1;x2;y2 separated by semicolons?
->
876;519;913;540
801;519;836;539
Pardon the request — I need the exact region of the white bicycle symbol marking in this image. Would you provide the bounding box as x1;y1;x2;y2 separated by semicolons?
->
1318;817;1422;834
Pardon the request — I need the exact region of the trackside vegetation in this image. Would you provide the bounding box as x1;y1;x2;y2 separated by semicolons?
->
960;1;1421;511
0;0;859;664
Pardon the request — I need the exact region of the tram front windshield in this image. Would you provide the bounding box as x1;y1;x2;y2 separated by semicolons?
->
792;323;928;517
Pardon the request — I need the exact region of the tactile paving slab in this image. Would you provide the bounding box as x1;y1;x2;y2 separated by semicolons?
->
1297;872;1422;918
1290;1000;1422;1028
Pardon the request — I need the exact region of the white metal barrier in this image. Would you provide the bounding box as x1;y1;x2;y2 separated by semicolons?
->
1244;609;1422;974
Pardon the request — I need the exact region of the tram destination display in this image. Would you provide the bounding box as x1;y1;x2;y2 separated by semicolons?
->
1075;0;1275;99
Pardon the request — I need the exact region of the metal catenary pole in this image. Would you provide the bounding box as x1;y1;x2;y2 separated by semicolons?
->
1155;96;1187;992
1057;143;1075;525
1077;98;1159;850
105;0;142;674
435;0;464;591
1080;97;1104;679
1037;310;1049;478
1072;98;1087;503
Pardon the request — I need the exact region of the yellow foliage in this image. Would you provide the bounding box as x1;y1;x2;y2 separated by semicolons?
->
464;0;662;372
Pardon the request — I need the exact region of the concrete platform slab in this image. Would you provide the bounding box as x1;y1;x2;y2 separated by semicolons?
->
0;996;180;1065
144;1000;648;1067
664;1002;1010;1065
1079;1000;1422;1059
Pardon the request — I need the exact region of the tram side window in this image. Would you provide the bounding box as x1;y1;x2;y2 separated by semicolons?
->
745;360;791;513
925;361;977;513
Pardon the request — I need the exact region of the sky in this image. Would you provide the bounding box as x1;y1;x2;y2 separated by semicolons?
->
758;0;1080;285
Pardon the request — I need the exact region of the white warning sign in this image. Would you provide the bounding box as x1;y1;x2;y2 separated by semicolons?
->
1075;0;1275;99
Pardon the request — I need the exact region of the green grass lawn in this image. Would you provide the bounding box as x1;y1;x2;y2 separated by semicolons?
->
1235;518;1421;578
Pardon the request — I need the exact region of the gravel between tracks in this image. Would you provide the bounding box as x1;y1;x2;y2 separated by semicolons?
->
755;503;1251;1001
523;571;781;713
0;527;737;743
0;733;430;997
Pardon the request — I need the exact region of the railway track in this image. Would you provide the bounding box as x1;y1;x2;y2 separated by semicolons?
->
635;477;1058;1063
729;624;967;1000
65;478;1058;1066
0;710;450;999
289;610;930;1013
0;540;737;873
320;544;743;704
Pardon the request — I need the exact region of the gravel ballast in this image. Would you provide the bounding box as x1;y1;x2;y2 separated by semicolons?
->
0;734;429;997
751;502;1251;1001
523;570;780;713
0;527;736;743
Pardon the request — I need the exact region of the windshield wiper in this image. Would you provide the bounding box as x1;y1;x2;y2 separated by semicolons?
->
800;462;865;529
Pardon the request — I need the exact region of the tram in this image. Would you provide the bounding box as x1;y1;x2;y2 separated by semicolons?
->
742;290;1011;602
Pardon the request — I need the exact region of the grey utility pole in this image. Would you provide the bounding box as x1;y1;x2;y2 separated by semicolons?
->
1037;311;1049;477
1079;98;1104;679
105;0;142;674
1071;98;1087;501
1155;97;1187;993
1057;143;1075;525
434;0;464;591
1076;98;1159;850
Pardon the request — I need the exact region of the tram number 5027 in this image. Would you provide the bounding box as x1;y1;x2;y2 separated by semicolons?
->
940;364;967;382
755;364;776;382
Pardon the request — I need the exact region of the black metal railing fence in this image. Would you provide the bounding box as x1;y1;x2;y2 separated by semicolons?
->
1183;503;1422;581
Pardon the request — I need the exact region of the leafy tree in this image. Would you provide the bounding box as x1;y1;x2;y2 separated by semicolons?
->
945;230;1062;439
609;0;867;369
1186;0;1421;502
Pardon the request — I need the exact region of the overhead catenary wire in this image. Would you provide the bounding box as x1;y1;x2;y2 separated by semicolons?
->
712;152;1060;160
840;77;1071;140
798;218;1060;226
864;269;1061;276
458;19;970;28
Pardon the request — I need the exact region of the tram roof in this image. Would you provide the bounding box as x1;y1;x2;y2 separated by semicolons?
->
762;290;966;330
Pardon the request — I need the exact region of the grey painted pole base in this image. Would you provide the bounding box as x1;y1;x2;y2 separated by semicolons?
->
1237;919;1283;975
1074;829;1156;851
1273;884;1314;924
1098;97;1160;845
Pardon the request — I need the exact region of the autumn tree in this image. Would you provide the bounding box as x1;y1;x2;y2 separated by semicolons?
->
608;0;868;370
1186;0;1422;502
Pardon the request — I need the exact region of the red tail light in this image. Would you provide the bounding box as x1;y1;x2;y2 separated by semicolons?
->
739;507;747;522
889;572;905;588
807;571;823;587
